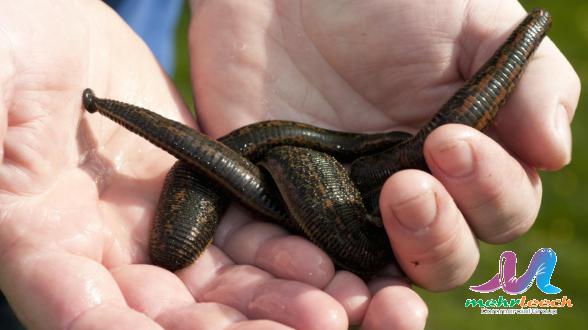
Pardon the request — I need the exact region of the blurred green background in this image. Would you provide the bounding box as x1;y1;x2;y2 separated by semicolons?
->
173;1;586;329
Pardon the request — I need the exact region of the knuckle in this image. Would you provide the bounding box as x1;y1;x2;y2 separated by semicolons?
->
400;223;478;291
462;162;541;243
483;205;538;244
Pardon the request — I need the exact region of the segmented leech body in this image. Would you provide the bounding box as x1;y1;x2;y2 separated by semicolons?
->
83;90;296;229
350;8;551;214
258;146;392;274
151;161;228;271
219;120;411;162
83;91;407;272
149;121;410;271
82;8;551;275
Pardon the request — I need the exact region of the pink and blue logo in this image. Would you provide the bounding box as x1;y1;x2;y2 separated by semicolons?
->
470;248;561;295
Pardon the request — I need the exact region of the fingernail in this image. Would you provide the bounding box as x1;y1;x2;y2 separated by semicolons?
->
555;104;572;163
392;189;437;232
430;139;474;178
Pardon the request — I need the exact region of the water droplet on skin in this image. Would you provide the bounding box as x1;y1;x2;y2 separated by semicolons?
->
78;150;89;165
113;151;125;171
234;42;248;51
47;209;62;224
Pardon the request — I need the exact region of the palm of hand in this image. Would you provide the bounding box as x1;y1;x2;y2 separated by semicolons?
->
191;0;495;136
0;1;185;328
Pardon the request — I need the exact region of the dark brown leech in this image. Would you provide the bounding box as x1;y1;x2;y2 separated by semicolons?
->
147;120;406;271
149;118;406;271
150;161;228;271
219;120;411;162
83;91;409;271
350;9;552;207
83;89;297;231
258;146;392;275
149;120;406;270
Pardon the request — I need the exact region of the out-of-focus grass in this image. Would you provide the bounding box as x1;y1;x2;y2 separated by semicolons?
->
173;2;193;113
173;1;587;328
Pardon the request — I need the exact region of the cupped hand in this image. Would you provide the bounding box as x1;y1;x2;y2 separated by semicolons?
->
0;1;355;329
189;0;580;328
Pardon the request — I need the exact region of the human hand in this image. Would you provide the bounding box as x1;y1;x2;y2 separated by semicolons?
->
188;0;580;328
0;1;354;329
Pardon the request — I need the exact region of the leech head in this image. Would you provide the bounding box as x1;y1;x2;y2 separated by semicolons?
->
82;88;98;113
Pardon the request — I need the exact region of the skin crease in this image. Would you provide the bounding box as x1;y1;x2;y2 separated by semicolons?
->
0;1;578;330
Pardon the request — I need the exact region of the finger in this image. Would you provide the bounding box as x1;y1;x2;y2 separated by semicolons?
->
464;3;580;170
181;260;347;330
213;205;254;247
111;264;292;330
69;305;163;330
110;264;194;319
177;245;235;297
361;285;427;330
424;125;542;243
368;277;411;294
156;302;294;330
496;37;579;170
155;302;246;330
217;209;335;288
0;246;154;329
367;263;411;294
227;320;295;330
256;235;335;288
323;271;371;325
220;221;286;262
380;170;479;291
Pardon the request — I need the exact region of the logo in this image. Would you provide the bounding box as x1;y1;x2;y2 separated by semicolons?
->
470;247;561;295
464;248;572;315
